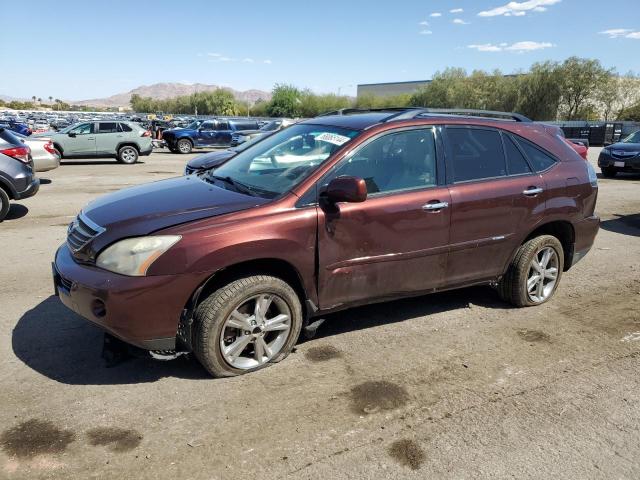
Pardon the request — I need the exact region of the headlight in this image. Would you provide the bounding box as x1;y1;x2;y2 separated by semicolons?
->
96;235;181;276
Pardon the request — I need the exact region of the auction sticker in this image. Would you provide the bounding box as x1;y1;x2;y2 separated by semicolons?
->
315;132;351;146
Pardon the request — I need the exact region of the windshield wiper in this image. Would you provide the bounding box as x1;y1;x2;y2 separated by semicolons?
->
208;174;256;196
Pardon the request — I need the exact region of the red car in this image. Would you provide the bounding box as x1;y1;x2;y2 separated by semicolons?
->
53;108;600;377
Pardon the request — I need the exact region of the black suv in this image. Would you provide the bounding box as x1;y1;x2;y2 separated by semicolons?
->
0;128;39;220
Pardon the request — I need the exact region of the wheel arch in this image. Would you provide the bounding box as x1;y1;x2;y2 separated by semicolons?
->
116;141;140;152
0;175;17;199
178;258;313;349
509;220;575;273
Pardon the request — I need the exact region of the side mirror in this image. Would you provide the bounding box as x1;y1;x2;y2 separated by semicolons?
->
68;132;76;137
325;176;367;203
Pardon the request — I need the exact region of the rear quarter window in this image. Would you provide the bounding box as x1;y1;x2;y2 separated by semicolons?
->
514;137;557;172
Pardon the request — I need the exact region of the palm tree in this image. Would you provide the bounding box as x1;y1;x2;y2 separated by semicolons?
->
31;96;36;102
48;96;53;104
37;97;42;103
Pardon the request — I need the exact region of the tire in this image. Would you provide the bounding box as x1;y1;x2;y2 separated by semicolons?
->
177;139;193;154
498;235;564;307
193;275;303;377
118;145;139;164
601;166;617;178
0;188;9;222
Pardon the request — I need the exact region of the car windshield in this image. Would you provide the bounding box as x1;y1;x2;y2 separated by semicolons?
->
230;134;268;153
622;131;640;144
209;123;359;199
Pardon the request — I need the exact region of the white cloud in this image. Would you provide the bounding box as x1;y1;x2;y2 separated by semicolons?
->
599;28;640;39
478;0;561;17
453;18;470;24
450;8;464;13
419;29;433;35
207;52;222;57
430;12;442;17
468;40;554;52
263;59;272;64
242;58;254;63
419;20;429;26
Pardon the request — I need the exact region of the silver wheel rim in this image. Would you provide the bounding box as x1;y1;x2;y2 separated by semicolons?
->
179;141;190;153
527;246;559;303
122;148;136;162
219;293;291;370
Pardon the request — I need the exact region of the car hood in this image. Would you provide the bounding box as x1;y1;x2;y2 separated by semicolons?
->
187;150;236;170
607;142;640;152
236;129;262;136
163;128;194;137
77;176;269;261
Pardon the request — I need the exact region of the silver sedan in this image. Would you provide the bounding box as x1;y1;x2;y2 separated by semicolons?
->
14;133;60;172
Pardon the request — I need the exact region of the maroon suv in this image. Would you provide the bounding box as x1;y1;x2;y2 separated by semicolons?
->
53;108;599;377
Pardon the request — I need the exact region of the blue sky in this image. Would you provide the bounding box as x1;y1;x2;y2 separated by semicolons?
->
1;0;638;100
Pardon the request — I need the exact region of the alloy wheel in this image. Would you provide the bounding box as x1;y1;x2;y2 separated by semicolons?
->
526;246;559;303
219;293;292;370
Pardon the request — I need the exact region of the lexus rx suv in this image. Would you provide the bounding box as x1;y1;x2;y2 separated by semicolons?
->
52;108;599;377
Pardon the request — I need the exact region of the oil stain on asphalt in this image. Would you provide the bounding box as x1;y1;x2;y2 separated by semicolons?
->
350;380;409;414
0;419;76;458
86;427;142;452
388;439;425;470
305;345;343;362
517;329;551;343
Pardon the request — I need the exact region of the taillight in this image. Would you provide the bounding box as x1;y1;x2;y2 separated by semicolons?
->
1;146;31;163
43;141;56;155
141;130;152;137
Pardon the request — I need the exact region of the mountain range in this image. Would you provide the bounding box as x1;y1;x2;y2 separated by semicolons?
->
2;83;272;108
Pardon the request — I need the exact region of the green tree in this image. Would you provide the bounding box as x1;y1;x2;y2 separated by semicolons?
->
267;84;302;117
558;57;611;120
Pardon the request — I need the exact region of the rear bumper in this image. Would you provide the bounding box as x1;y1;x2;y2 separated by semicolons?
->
15;176;40;200
570;215;600;267
52;244;207;350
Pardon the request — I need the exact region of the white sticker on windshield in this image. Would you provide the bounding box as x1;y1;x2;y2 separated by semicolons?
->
315;132;351;146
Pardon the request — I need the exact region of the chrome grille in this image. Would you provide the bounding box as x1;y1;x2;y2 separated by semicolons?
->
67;213;105;253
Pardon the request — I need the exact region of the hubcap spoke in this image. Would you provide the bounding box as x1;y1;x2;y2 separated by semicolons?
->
227;310;251;330
544;267;558;280
527;274;540;292
254;337;265;364
540;249;552;268
254;295;273;321
224;335;252;360
264;314;290;332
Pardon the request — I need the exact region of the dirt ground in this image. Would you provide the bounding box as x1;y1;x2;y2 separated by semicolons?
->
0;147;639;479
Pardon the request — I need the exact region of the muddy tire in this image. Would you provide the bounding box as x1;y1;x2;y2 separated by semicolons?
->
498;235;564;307
193;275;303;377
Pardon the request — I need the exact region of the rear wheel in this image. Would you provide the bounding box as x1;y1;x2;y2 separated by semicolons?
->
498;235;564;307
118;146;139;164
0;188;9;222
193;275;303;377
601;166;617;178
177;139;193;154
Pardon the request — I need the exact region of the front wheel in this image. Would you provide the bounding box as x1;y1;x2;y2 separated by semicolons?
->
177;139;193;154
118;146;139;164
193;275;303;377
601;166;617;178
499;235;564;307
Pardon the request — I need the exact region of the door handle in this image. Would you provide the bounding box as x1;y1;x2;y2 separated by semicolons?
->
523;187;543;196
422;201;449;211
86;137;95;140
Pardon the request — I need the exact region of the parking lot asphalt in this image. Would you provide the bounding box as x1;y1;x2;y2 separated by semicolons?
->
1;147;639;479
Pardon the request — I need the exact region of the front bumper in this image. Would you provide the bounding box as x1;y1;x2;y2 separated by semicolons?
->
52;244;206;350
598;152;640;172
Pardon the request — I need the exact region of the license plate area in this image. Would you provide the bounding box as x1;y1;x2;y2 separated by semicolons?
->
614;161;625;167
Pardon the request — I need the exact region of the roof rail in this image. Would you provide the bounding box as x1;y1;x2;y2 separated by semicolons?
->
386;108;532;123
318;107;422;117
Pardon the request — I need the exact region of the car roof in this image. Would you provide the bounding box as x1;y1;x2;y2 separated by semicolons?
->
300;112;396;131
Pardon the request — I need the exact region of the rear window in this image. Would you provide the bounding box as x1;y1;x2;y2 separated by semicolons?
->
503;134;532;175
118;123;133;132
447;127;507;182
515;137;557;172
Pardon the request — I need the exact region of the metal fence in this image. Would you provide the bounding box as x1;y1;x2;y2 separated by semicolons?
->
546;121;640;146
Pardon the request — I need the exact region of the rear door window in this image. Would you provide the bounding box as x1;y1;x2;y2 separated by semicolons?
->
217;121;230;130
446;127;507;182
118;123;133;132
200;121;216;131
515;137;557;172
97;122;118;133
503;134;532;175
